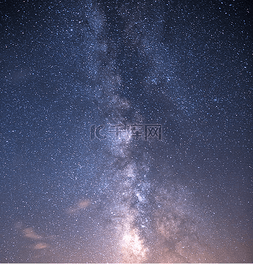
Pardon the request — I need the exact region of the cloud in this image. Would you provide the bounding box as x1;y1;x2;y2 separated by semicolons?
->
33;242;49;250
66;199;91;214
23;227;42;240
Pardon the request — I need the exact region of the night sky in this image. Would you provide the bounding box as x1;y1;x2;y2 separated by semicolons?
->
1;0;252;262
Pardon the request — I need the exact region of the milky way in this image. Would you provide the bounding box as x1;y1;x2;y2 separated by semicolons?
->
1;0;252;262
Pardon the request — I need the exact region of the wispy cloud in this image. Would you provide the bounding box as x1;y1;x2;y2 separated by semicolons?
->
23;227;42;240
66;199;91;214
33;242;49;250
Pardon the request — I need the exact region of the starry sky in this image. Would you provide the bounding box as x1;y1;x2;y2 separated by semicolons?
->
0;0;252;262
